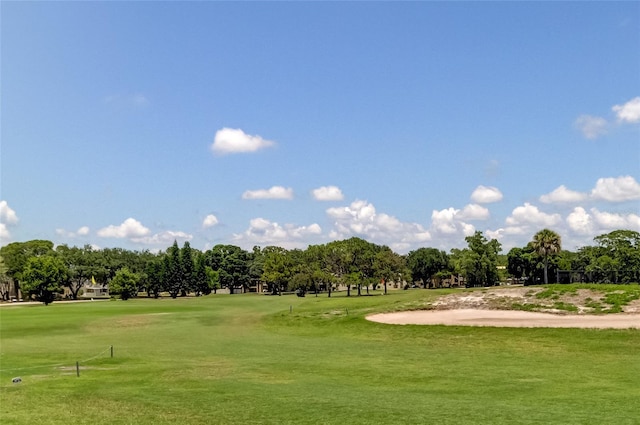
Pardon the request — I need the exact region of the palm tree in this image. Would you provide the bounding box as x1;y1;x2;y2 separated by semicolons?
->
531;229;562;284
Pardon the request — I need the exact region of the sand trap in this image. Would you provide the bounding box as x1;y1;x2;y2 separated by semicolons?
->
366;309;640;329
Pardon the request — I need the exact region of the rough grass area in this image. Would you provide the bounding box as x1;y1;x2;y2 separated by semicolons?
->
428;284;640;314
1;288;639;424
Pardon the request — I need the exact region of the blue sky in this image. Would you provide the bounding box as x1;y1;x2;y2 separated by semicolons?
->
1;2;639;254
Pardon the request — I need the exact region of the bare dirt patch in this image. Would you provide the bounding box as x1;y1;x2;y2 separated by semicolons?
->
367;287;640;329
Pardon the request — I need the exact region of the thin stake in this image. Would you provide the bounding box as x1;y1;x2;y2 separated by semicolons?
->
110;345;114;358
290;305;292;313
76;361;80;377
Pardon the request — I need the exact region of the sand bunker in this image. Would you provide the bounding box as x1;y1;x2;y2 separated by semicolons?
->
366;309;640;329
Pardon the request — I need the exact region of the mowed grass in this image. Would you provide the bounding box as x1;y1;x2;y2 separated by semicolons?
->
1;289;639;424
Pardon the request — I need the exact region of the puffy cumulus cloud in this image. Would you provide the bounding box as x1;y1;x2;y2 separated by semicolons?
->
0;200;18;224
457;204;490;221
591;176;640;202
312;185;344;201
427;204;489;246
0;201;18;243
202;214;219;229
505;203;561;228
55;226;91;238
612;96;640;123
574;115;608;139
0;223;10;242
131;230;193;245
211;128;275;155
233;218;321;249
591;208;640;231
326;200;431;250
540;185;588;204
485;226;528;241
565;207;640;235
430;208;475;237
242;186;293;200
97;218;151;239
566;207;594;235
470;186;503;204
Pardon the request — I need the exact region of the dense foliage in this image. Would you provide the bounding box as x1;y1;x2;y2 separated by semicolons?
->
507;230;640;285
0;229;638;303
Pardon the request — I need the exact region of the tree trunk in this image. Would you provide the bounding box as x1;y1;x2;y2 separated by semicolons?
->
543;258;549;284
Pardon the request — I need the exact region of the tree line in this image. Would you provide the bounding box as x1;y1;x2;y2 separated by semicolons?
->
0;229;638;304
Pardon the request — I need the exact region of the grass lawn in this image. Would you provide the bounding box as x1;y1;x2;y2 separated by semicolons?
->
1;288;639;424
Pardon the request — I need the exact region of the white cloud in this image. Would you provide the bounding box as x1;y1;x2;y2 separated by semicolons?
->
485;226;528;242
540;185;588;204
233;218;321;249
0;223;10;242
312;186;344;201
505;203;561;227
0;200;18;224
131;230;193;245
566;207;594;235
326;200;431;250
242;186;293;200
574;115;608;139
55;226;91;238
211;128;275;155
430;208;476;237
591;208;640;231
458;203;490;220
202;214;219;229
612;96;640;123
470;186;503;203
566;207;640;235
488;208;560;250
591;176;640;202
97;218;151;238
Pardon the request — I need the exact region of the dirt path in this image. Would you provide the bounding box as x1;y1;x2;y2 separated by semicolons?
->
367;309;640;329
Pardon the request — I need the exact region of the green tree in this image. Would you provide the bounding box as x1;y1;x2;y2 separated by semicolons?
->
0;240;54;298
531;229;562;284
373;246;408;294
206;267;221;294
249;246;265;292
261;246;293;295
143;254;164;298
165;241;184;298
0;255;12;301
407;248;449;288
506;246;537;282
181;241;195;295
207;245;251;294
193;251;212;296
345;237;378;296
593;230;640;283
109;267;140;301
56;244;100;299
305;244;336;297
451;231;501;287
21;255;68;305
